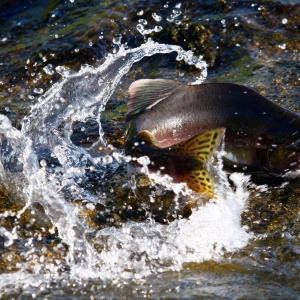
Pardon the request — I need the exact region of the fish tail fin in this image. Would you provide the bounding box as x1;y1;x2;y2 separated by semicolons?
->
175;128;225;197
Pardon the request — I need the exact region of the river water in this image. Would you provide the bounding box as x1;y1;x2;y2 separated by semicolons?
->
0;0;299;299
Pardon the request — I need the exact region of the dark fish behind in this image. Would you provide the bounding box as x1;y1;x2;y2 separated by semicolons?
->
125;79;300;196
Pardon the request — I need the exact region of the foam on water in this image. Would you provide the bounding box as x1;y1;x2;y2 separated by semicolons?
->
0;39;251;294
92;172;251;281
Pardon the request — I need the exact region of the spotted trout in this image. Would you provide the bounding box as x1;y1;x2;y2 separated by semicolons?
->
125;79;300;196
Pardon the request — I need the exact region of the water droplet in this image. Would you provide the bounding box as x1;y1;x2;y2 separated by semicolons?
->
103;155;113;164
40;159;47;168
152;13;162;22
33;88;44;94
56;66;70;77
278;43;286;50
138;19;147;25
123;155;132;163
113;36;122;46
136;24;144;35
137;156;150;166
86;203;95;210
282;18;288;24
154;25;163;32
43;64;54;75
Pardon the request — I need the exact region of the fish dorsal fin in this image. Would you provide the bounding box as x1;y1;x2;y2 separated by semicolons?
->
138;130;158;144
175;128;225;197
127;79;183;121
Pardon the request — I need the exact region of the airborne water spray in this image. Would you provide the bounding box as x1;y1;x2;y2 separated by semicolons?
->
0;6;251;293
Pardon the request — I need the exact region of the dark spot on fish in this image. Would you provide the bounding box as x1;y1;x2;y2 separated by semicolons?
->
197;139;210;145
194;145;211;151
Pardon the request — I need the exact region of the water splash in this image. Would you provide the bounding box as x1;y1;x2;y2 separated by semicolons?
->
92;172;251;281
0;40;251;295
22;39;207;147
0;114;95;273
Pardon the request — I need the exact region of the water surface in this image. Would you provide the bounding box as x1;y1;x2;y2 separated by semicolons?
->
0;0;300;299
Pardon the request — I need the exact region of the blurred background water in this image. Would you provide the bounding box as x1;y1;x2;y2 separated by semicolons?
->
0;0;299;299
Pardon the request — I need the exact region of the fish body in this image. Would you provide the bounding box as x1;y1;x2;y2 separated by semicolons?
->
125;79;300;194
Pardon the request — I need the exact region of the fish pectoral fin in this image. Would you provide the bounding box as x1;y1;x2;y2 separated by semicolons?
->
138;130;158;144
175;128;225;163
181;169;215;198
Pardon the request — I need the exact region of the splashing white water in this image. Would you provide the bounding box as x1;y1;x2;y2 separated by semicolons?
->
0;40;250;295
91;172;251;281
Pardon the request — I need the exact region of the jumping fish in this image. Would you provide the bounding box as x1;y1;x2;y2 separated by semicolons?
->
125;79;300;196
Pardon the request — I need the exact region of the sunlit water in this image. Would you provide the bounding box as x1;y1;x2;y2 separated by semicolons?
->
0;1;299;298
0;37;254;295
